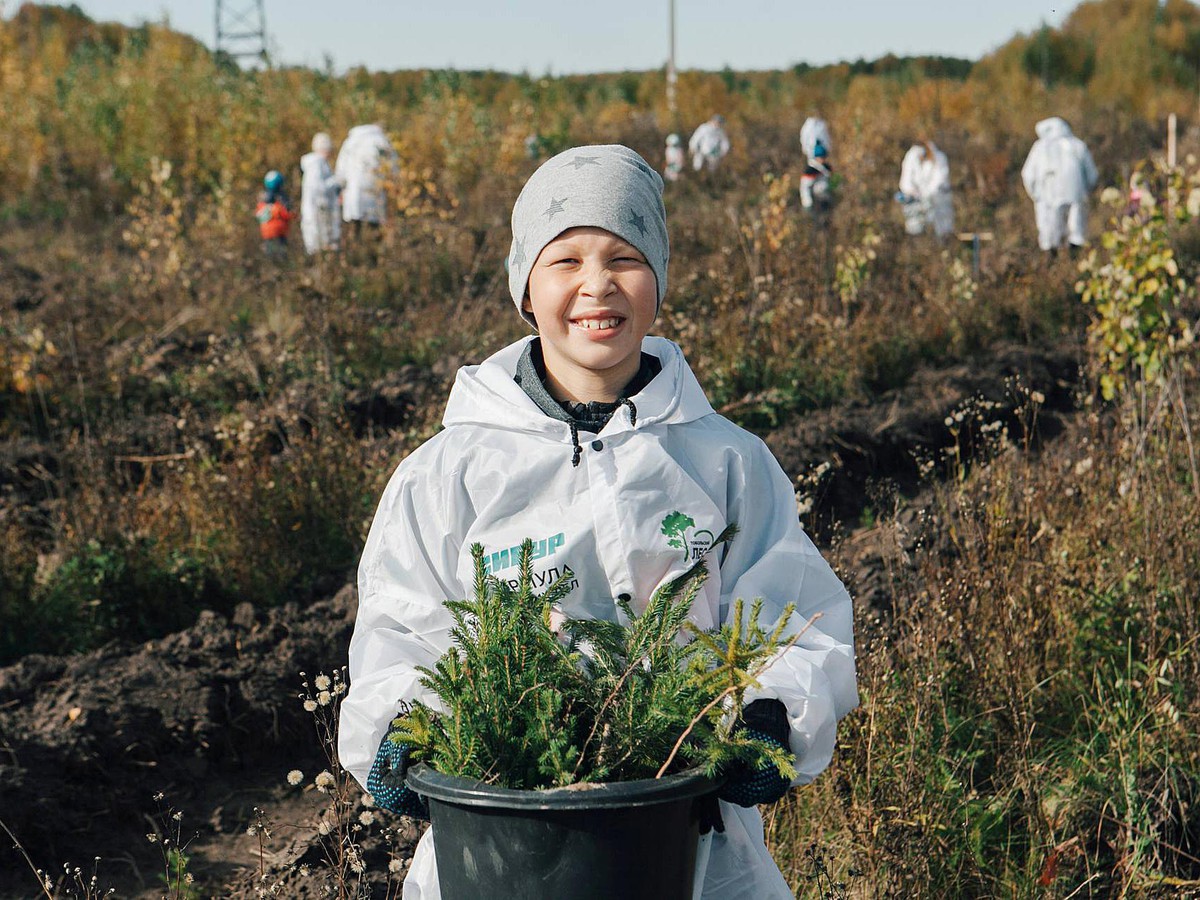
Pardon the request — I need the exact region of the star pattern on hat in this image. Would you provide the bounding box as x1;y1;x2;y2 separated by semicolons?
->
544;197;567;220
510;237;526;269
631;158;655;178
564;155;601;169
626;209;647;237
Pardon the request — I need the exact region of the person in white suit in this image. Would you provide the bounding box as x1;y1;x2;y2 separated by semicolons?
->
340;144;858;900
335;122;398;225
299;132;343;254
897;141;955;238
688;115;731;173
1021;117;1098;254
664;133;685;182
334;123;398;260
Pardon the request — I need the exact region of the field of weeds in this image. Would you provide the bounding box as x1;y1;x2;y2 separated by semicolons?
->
1;2;1199;897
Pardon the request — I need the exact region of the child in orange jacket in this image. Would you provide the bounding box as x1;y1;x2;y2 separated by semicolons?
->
256;170;293;258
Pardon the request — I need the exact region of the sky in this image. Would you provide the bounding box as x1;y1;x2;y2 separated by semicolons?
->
61;1;1073;75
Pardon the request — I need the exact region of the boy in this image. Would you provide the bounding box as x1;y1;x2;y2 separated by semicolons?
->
339;145;858;899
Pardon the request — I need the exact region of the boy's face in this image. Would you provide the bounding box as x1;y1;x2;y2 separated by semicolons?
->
524;227;658;397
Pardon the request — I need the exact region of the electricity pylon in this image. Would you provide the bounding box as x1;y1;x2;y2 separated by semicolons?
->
214;0;269;65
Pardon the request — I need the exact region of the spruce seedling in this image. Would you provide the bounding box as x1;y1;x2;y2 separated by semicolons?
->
390;526;799;789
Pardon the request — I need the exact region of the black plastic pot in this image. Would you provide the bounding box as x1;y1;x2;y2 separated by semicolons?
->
406;764;720;900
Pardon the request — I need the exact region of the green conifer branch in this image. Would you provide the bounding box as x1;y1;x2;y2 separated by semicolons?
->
393;526;797;788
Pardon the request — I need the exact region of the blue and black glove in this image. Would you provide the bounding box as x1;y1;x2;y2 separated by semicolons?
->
718;699;793;808
366;730;430;821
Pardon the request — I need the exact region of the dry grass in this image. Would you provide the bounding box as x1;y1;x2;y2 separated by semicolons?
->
766;386;1200;897
2;2;1199;895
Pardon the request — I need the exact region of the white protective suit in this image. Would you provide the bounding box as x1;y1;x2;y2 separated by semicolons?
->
665;142;686;182
299;150;342;254
800;117;832;164
1020;117;1098;250
340;335;859;900
334;123;398;224
898;143;955;237
688;121;731;172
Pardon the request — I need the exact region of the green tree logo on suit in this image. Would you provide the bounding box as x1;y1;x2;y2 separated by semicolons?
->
661;511;696;559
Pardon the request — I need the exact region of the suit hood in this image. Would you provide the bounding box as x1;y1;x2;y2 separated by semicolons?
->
1035;117;1072;141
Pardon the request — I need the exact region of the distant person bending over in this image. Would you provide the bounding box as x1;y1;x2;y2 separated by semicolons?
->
335;122;399;260
688;114;731;173
897;141;954;239
339;144;859;900
300;132;343;255
1021;116;1098;256
256;170;293;259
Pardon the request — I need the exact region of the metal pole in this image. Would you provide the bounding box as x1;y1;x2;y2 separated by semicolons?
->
666;0;677;124
1168;112;1177;168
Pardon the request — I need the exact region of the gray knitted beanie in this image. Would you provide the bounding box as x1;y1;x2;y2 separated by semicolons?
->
507;144;669;328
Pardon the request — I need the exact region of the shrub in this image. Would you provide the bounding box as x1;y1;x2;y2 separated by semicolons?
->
1076;160;1198;401
16;536;227;662
765;379;1200;896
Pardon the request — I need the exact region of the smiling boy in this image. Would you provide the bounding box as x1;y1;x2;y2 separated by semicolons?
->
340;144;858;899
